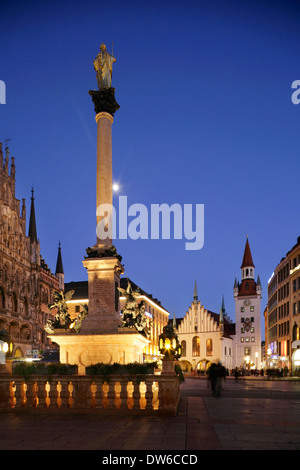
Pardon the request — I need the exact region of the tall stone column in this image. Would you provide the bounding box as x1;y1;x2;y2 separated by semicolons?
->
80;86;123;335
89;88;120;248
95;111;114;247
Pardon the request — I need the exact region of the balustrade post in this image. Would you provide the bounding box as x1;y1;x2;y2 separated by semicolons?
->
144;378;154;412
107;379;115;409
25;380;36;408
36;379;47;408
72;378;88;409
94;378;103;409
59;379;70;409
119;378;128;410
48;379;58;409
132;379;140;410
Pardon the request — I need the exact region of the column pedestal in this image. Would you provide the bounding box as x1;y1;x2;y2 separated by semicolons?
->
80;254;124;334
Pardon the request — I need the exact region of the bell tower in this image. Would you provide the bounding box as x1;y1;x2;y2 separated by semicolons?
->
234;237;262;370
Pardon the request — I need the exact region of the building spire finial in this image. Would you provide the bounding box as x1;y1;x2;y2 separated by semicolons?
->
193;280;198;302
28;187;37;243
55;241;64;275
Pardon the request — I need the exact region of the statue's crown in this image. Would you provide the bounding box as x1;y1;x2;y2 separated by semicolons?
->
100;43;107;51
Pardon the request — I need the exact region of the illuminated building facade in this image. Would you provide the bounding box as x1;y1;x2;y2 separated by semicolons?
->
233;238;262;369
266;235;300;372
64;277;170;362
0;142;63;359
175;282;235;372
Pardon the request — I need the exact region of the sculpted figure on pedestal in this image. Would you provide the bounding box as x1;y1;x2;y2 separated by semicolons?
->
94;43;115;89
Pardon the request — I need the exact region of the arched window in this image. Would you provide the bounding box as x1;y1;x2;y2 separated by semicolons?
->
192;336;200;356
181;340;186;357
206;338;213;356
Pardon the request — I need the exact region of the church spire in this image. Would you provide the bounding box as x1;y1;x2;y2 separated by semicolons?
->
193;280;198;303
55;241;64;275
241;236;255;281
219;295;225;324
241;236;255;268
28;188;37;243
55;242;64;291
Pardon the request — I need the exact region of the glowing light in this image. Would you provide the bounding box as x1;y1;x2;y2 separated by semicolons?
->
113;183;119;192
2;342;8;353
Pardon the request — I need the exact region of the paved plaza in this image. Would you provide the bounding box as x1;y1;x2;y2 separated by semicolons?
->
0;377;299;451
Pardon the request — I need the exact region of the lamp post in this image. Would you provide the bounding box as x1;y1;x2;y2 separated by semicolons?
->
159;324;181;375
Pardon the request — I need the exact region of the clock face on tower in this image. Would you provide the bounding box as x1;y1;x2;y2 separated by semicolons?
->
244;299;251;306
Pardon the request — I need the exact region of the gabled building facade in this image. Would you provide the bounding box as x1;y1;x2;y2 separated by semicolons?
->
176;282;235;373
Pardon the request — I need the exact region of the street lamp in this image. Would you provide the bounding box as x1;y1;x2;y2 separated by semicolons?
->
159;324;181;359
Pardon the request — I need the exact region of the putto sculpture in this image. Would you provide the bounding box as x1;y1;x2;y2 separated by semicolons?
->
44;290;88;334
118;280;152;338
93;43;116;89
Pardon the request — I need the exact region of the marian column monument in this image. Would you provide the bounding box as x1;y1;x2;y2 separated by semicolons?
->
80;43;123;334
48;44;149;373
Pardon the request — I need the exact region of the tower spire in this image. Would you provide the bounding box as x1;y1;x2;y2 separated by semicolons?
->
28;188;37;243
55;241;64;275
193;280;198;302
241;237;254;268
219;295;225;324
55;241;64;291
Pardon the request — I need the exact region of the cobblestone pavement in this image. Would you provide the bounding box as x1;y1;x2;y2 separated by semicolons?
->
181;376;300;450
0;377;299;451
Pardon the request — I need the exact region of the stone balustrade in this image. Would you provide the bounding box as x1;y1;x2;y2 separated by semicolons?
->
0;374;180;416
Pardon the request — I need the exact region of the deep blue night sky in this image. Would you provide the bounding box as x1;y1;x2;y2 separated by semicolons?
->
1;0;300;337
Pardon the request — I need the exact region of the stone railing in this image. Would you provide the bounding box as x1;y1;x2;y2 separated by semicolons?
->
0;374;180;416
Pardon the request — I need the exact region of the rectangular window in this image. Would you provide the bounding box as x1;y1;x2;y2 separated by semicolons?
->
250;327;255;333
293;280;297;292
245;347;251;355
293;303;297;315
245;337;250;342
251;337;255;342
241;307;245;312
251;317;254;323
241;337;244;343
241;317;244;323
241;328;244;333
250;306;254;312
